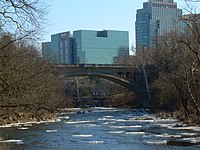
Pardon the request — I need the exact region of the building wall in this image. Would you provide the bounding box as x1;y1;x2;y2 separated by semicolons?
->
42;30;129;64
136;4;150;49
42;32;77;64
136;0;183;51
50;32;71;64
42;42;51;61
73;30;129;64
69;37;77;64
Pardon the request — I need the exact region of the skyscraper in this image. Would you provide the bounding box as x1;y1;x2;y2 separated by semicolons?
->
135;0;183;52
42;32;77;64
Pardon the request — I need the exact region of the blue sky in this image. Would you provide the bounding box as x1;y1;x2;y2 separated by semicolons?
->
42;0;195;47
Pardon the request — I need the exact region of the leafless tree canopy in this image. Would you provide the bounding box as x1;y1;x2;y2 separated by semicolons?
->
126;14;200;123
0;0;46;38
0;0;69;125
0;34;65;124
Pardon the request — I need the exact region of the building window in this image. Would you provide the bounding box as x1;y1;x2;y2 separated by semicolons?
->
64;41;68;48
60;41;63;48
97;30;108;37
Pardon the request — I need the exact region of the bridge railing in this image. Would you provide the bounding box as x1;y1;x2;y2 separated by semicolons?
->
53;63;127;68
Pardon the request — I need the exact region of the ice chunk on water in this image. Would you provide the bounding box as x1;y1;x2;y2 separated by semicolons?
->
103;116;113;118
72;134;93;138
181;137;200;144
146;140;167;145
102;122;116;125
168;126;200;131
58;116;70;119
126;132;145;135
154;133;181;138
180;132;198;136
65;120;91;124
0;140;24;144
110;125;142;129
87;141;104;144
18;127;28;130
46;130;58;133
108;131;124;134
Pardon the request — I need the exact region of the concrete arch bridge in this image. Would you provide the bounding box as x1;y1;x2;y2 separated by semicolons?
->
52;64;151;95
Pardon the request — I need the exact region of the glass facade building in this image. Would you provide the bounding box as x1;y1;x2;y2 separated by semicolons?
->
42;42;51;61
42;32;76;64
73;30;129;64
42;30;129;64
135;0;183;51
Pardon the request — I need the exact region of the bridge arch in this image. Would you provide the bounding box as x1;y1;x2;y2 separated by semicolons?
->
125;72;132;79
64;72;136;92
52;64;142;94
52;64;154;111
117;72;124;77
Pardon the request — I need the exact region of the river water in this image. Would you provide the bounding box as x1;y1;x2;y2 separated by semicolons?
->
0;107;200;150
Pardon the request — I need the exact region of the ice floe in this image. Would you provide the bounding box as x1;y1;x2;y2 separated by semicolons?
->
181;137;200;144
126;131;145;135
154;123;177;128
87;141;104;144
155;118;179;123
115;119;133;122
103;116;113;118
108;131;124;134
154;133;181;138
180;132;198;136
18;127;29;130
146;140;167;145
23;123;32;127
75;124;98;128
64;120;91;124
0;123;21;128
128;117;155;123
72;134;93;138
98;118;116;121
46;130;58;133
94;107;115;110
58;116;70;119
0;140;24;144
102;122;116;125
168;126;200;131
92;107;119;113
109;125;142;129
0;118;61;128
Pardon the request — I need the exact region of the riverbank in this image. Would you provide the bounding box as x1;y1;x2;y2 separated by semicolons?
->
0;108;82;127
155;110;200;126
0;106;199;128
0;109;57;126
0;117;60;128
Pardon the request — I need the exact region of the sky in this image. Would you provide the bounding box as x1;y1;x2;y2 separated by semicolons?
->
42;0;198;47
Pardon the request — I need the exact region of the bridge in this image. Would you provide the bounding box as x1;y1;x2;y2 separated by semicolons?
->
52;64;153;96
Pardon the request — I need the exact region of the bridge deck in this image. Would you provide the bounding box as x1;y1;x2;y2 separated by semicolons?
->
54;64;134;68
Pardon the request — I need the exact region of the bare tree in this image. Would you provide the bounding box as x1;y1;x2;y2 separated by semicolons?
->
0;34;65;124
0;0;47;39
150;21;200;123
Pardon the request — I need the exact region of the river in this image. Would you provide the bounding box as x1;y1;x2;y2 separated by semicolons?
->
0;107;200;150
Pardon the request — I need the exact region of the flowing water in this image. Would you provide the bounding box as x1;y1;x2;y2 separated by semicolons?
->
0;107;200;150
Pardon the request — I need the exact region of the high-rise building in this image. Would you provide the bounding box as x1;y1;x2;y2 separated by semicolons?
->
135;0;183;51
42;42;51;61
42;32;76;64
73;30;129;64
